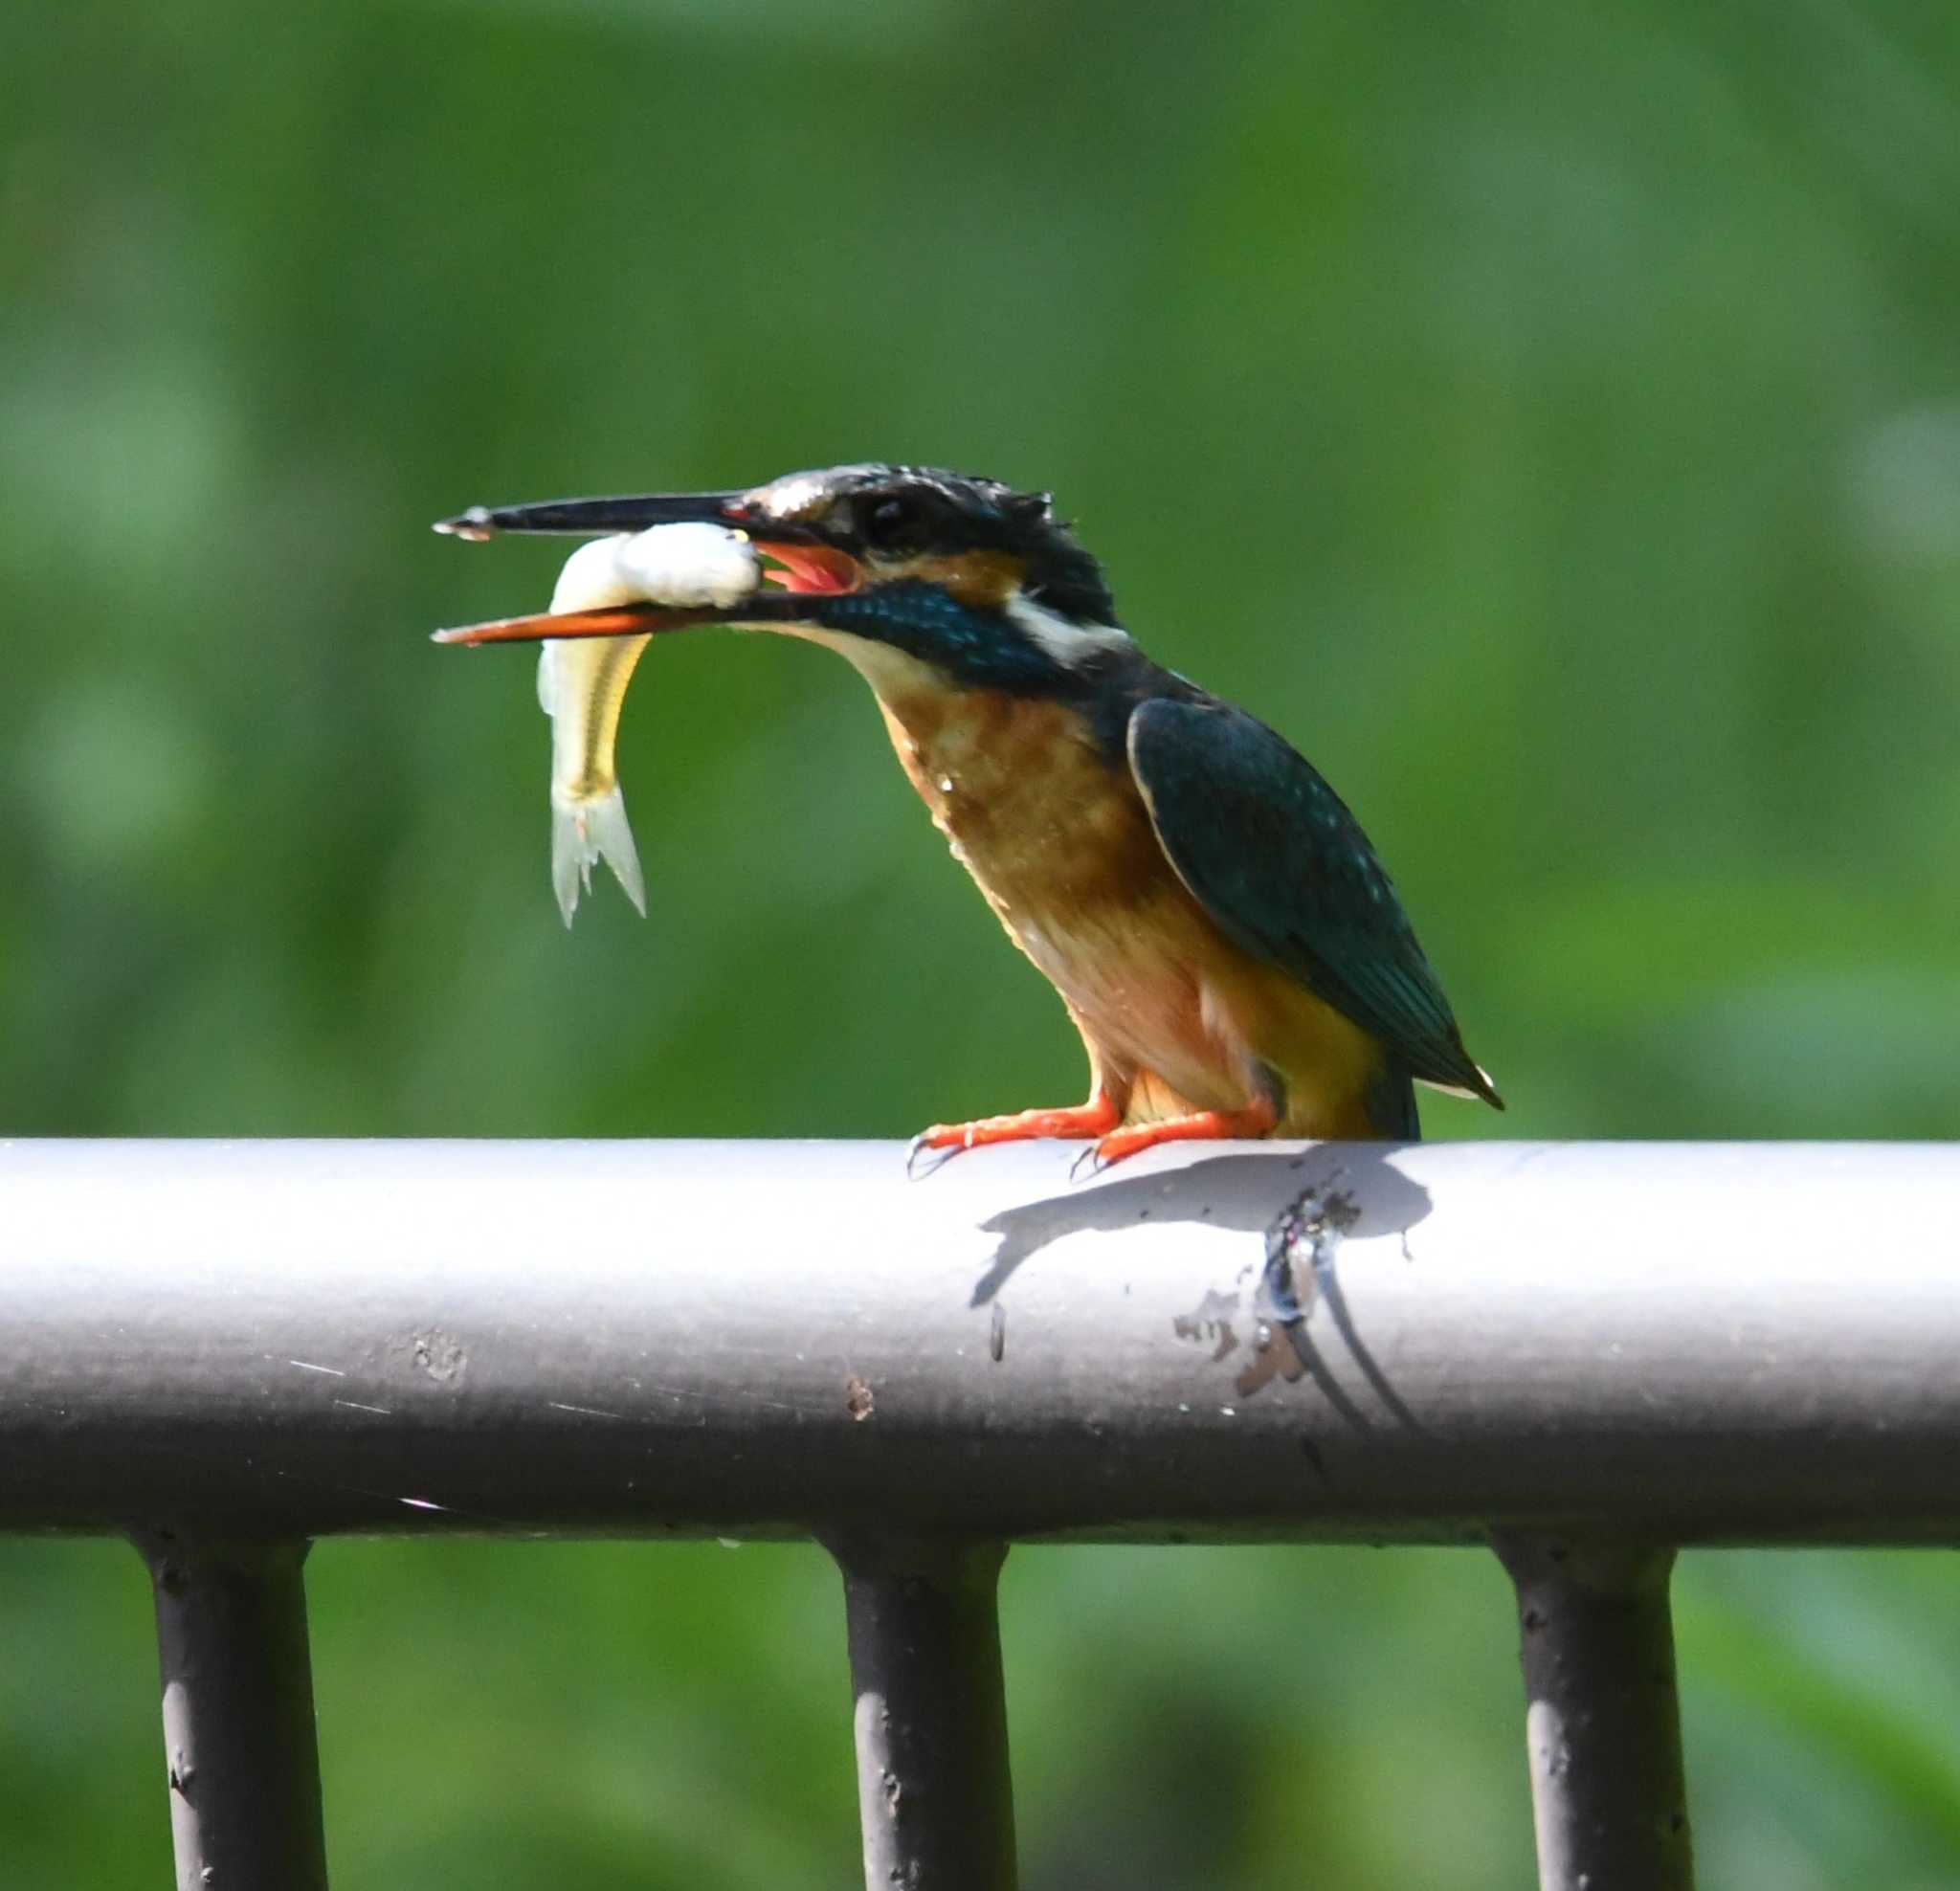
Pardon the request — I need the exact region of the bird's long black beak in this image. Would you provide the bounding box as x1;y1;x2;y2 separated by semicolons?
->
431;487;858;646
434;490;771;542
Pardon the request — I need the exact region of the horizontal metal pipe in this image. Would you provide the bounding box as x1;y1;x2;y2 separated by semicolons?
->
0;1138;1955;1544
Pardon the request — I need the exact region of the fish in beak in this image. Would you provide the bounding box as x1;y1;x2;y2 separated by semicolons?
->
430;474;915;921
437;504;825;922
431;487;860;650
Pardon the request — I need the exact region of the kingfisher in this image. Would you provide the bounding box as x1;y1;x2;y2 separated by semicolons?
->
434;463;1502;1169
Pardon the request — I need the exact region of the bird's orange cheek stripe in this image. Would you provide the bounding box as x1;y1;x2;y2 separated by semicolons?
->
902;551;1022;607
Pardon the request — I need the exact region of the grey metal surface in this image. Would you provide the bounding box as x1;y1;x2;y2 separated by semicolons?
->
2;1138;1956;1543
1497;1538;1694;1891
831;1536;1017;1891
136;1533;330;1891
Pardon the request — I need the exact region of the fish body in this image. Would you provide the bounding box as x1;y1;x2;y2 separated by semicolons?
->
537;523;760;923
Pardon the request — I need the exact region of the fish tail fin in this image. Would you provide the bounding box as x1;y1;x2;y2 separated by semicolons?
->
549;785;647;927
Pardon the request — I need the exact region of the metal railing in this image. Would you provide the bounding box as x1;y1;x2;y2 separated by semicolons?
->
5;1136;1955;1889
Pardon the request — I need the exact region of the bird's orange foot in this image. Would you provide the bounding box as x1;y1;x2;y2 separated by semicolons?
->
1071;1099;1279;1180
907;1094;1122;1178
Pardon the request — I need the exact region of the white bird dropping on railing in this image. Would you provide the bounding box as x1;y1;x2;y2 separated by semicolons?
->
537;523;761;924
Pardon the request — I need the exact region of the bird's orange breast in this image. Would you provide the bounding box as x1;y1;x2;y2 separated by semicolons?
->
863;674;1385;1136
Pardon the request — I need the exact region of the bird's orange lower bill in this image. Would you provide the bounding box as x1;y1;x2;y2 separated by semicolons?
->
432;604;678;647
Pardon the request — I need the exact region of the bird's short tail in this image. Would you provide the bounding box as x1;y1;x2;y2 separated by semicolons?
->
550;784;646;927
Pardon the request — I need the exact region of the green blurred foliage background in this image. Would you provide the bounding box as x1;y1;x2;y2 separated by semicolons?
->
3;0;1958;1883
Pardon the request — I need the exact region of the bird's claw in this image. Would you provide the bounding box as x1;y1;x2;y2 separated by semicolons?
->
1068;1143;1110;1183
906;1099;1125;1178
905;1131;965;1181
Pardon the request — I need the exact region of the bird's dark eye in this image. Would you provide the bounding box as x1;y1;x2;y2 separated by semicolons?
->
858;493;927;552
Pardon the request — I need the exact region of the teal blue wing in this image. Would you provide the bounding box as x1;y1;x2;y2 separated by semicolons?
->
1127;696;1500;1105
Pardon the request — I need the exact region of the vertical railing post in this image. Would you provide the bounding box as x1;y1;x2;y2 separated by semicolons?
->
1495;1537;1694;1891
133;1531;330;1891
826;1533;1017;1891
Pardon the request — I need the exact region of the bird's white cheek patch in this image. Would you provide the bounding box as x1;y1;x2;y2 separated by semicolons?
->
1004;590;1132;665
